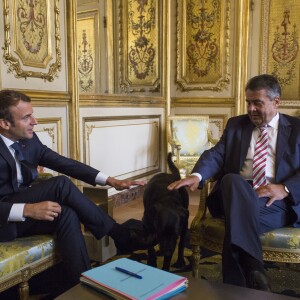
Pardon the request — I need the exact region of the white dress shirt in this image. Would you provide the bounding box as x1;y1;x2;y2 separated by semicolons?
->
240;113;279;183
0;134;25;221
192;113;279;184
0;134;109;222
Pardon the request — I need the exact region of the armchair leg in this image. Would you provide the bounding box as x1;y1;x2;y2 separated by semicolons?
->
18;281;29;300
191;244;201;278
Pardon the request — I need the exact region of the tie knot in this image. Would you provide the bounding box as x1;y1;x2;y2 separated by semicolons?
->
259;125;267;133
11;142;20;152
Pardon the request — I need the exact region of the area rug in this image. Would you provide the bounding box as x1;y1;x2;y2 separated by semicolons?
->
96;246;300;298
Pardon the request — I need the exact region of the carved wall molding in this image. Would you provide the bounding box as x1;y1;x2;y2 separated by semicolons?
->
83;115;161;178
35;117;62;175
2;0;62;81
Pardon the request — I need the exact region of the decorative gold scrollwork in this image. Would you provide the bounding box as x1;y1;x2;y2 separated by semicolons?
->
272;10;299;87
119;0;161;93
78;29;94;92
2;0;62;81
176;0;230;91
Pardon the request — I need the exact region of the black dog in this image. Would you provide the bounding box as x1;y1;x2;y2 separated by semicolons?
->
142;153;189;271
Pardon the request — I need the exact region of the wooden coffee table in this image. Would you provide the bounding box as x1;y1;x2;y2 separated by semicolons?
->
55;277;296;300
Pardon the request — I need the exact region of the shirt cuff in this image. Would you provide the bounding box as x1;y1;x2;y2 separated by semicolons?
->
191;172;202;182
95;172;109;186
8;204;26;221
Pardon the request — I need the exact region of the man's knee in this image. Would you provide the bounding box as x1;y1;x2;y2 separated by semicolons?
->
51;175;73;187
57;206;81;230
221;173;242;189
48;176;79;195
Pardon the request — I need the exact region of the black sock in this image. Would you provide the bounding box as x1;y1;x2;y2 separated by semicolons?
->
108;223;130;245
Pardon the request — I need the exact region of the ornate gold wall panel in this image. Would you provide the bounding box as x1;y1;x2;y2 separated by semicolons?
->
13;0;52;67
2;0;61;81
77;13;98;93
119;0;162;93
176;0;230;91
261;0;300;100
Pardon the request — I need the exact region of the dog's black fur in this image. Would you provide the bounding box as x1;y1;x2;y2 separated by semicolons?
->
142;153;189;271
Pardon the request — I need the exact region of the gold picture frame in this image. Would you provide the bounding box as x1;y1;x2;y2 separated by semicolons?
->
2;0;62;81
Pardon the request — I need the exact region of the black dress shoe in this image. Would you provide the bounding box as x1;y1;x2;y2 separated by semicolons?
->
112;224;157;254
247;270;271;292
128;227;157;251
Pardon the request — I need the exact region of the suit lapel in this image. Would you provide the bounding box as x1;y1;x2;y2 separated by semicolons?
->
239;122;255;170
0;137;19;190
275;115;291;177
0;138;16;168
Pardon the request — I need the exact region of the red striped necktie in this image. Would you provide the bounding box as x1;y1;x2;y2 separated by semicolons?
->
252;126;268;190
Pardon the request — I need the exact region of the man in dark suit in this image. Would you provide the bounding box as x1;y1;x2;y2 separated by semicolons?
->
168;74;300;291
0;89;153;291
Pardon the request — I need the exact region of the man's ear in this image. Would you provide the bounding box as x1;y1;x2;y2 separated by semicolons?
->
0;119;11;130
273;97;280;107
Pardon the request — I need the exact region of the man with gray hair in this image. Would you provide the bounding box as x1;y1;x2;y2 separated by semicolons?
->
169;74;300;291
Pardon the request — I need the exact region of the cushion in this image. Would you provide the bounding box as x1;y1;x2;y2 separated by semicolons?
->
200;216;300;252
0;234;56;280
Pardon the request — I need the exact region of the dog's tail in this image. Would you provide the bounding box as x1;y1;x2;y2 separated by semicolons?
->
167;152;181;180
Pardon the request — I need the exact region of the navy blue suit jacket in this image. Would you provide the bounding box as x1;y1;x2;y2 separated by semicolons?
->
192;113;300;226
0;132;100;226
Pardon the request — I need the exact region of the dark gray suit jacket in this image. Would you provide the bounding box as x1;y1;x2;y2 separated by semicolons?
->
192;113;300;226
0;132;100;226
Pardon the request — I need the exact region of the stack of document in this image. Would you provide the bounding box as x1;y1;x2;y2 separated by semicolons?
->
80;258;188;300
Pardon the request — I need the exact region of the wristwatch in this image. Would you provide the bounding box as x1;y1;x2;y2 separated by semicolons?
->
284;185;290;194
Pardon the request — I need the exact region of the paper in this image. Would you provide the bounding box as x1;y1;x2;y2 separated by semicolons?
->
80;258;188;300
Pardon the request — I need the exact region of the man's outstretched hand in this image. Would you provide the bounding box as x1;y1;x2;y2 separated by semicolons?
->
106;177;146;191
167;175;199;191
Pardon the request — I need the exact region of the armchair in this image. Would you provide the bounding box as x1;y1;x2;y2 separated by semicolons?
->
190;181;300;279
0;173;60;300
169;117;300;279
168;115;218;179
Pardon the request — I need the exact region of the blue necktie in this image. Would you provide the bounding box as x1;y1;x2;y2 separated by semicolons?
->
11;142;38;185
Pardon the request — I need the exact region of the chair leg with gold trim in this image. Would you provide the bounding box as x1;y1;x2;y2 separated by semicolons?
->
18;281;29;300
191;244;201;278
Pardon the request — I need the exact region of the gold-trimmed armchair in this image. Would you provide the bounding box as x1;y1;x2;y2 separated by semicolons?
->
0;235;60;299
168;115;218;179
190;180;300;279
0;173;60;300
